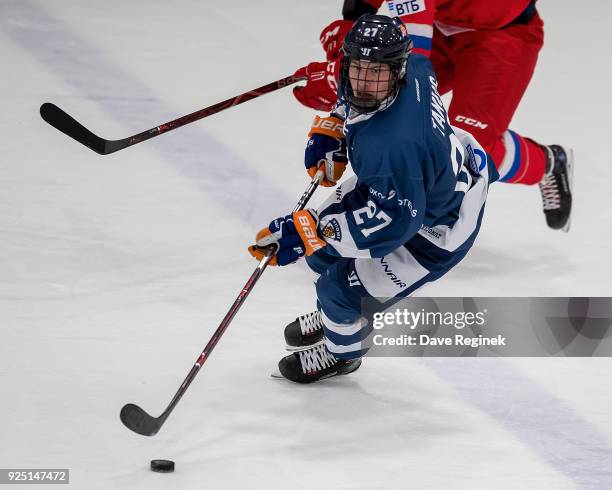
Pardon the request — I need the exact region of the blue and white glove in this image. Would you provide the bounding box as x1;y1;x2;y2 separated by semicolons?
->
248;210;326;266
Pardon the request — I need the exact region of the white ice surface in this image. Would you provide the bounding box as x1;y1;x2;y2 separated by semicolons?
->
1;1;612;489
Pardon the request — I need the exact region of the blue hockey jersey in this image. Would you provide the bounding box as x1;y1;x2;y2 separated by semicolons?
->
316;54;497;263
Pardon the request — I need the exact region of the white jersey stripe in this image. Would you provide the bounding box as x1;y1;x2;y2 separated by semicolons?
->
497;130;517;180
404;23;434;38
321;310;364;336
325;337;363;355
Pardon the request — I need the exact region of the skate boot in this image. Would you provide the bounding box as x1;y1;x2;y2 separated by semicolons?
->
284;310;325;351
538;144;573;231
278;343;362;384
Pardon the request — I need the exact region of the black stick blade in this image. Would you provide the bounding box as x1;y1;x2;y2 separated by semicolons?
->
120;403;162;436
40;103;109;155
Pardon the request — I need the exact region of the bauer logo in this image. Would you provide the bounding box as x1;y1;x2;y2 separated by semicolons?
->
312;117;343;135
298;215;324;253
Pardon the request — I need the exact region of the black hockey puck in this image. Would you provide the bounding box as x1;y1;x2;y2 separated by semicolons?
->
150;459;174;473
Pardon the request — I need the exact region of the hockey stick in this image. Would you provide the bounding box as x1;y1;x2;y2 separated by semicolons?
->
120;169;324;436
40;74;303;155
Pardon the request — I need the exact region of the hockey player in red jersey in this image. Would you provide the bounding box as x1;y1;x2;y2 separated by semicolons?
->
293;0;572;231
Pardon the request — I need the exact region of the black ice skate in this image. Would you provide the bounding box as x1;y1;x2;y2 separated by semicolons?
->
539;144;573;231
284;310;325;351
278;343;362;384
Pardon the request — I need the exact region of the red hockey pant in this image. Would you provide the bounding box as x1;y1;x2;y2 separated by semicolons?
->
431;14;547;184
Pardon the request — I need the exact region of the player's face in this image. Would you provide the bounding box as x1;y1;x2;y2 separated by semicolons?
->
348;60;393;102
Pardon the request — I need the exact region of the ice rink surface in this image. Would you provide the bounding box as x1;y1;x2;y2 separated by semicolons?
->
1;1;612;488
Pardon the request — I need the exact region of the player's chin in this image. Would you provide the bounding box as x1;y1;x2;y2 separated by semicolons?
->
353;93;381;109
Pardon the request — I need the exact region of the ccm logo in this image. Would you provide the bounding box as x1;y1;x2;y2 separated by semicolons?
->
455;115;488;129
313;118;343;134
298;215;324;252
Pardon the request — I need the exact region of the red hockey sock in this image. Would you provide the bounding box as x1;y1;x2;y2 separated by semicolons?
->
490;130;547;185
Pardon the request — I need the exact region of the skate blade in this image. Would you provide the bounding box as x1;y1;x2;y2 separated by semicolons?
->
562;217;571;232
270;359;363;381
562;148;574;233
284;339;324;352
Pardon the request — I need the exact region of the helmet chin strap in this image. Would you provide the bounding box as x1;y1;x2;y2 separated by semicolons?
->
347;88;400;120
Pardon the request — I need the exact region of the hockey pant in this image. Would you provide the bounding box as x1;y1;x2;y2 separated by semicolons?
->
430;13;547;184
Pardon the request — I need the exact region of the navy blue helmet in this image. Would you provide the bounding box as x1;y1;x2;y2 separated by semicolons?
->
340;14;413;113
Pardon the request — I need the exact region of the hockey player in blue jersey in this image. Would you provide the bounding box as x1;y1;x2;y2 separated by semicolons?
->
249;14;499;383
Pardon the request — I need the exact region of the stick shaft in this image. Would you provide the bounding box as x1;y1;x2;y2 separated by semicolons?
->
125;75;301;148
158;171;324;424
40;74;302;154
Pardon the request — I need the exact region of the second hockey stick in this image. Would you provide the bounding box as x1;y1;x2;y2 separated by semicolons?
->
120;169;324;436
40;74;303;155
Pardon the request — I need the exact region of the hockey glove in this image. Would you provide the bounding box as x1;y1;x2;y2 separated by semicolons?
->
292;61;340;112
248;210;326;266
320;19;354;61
305;115;347;187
